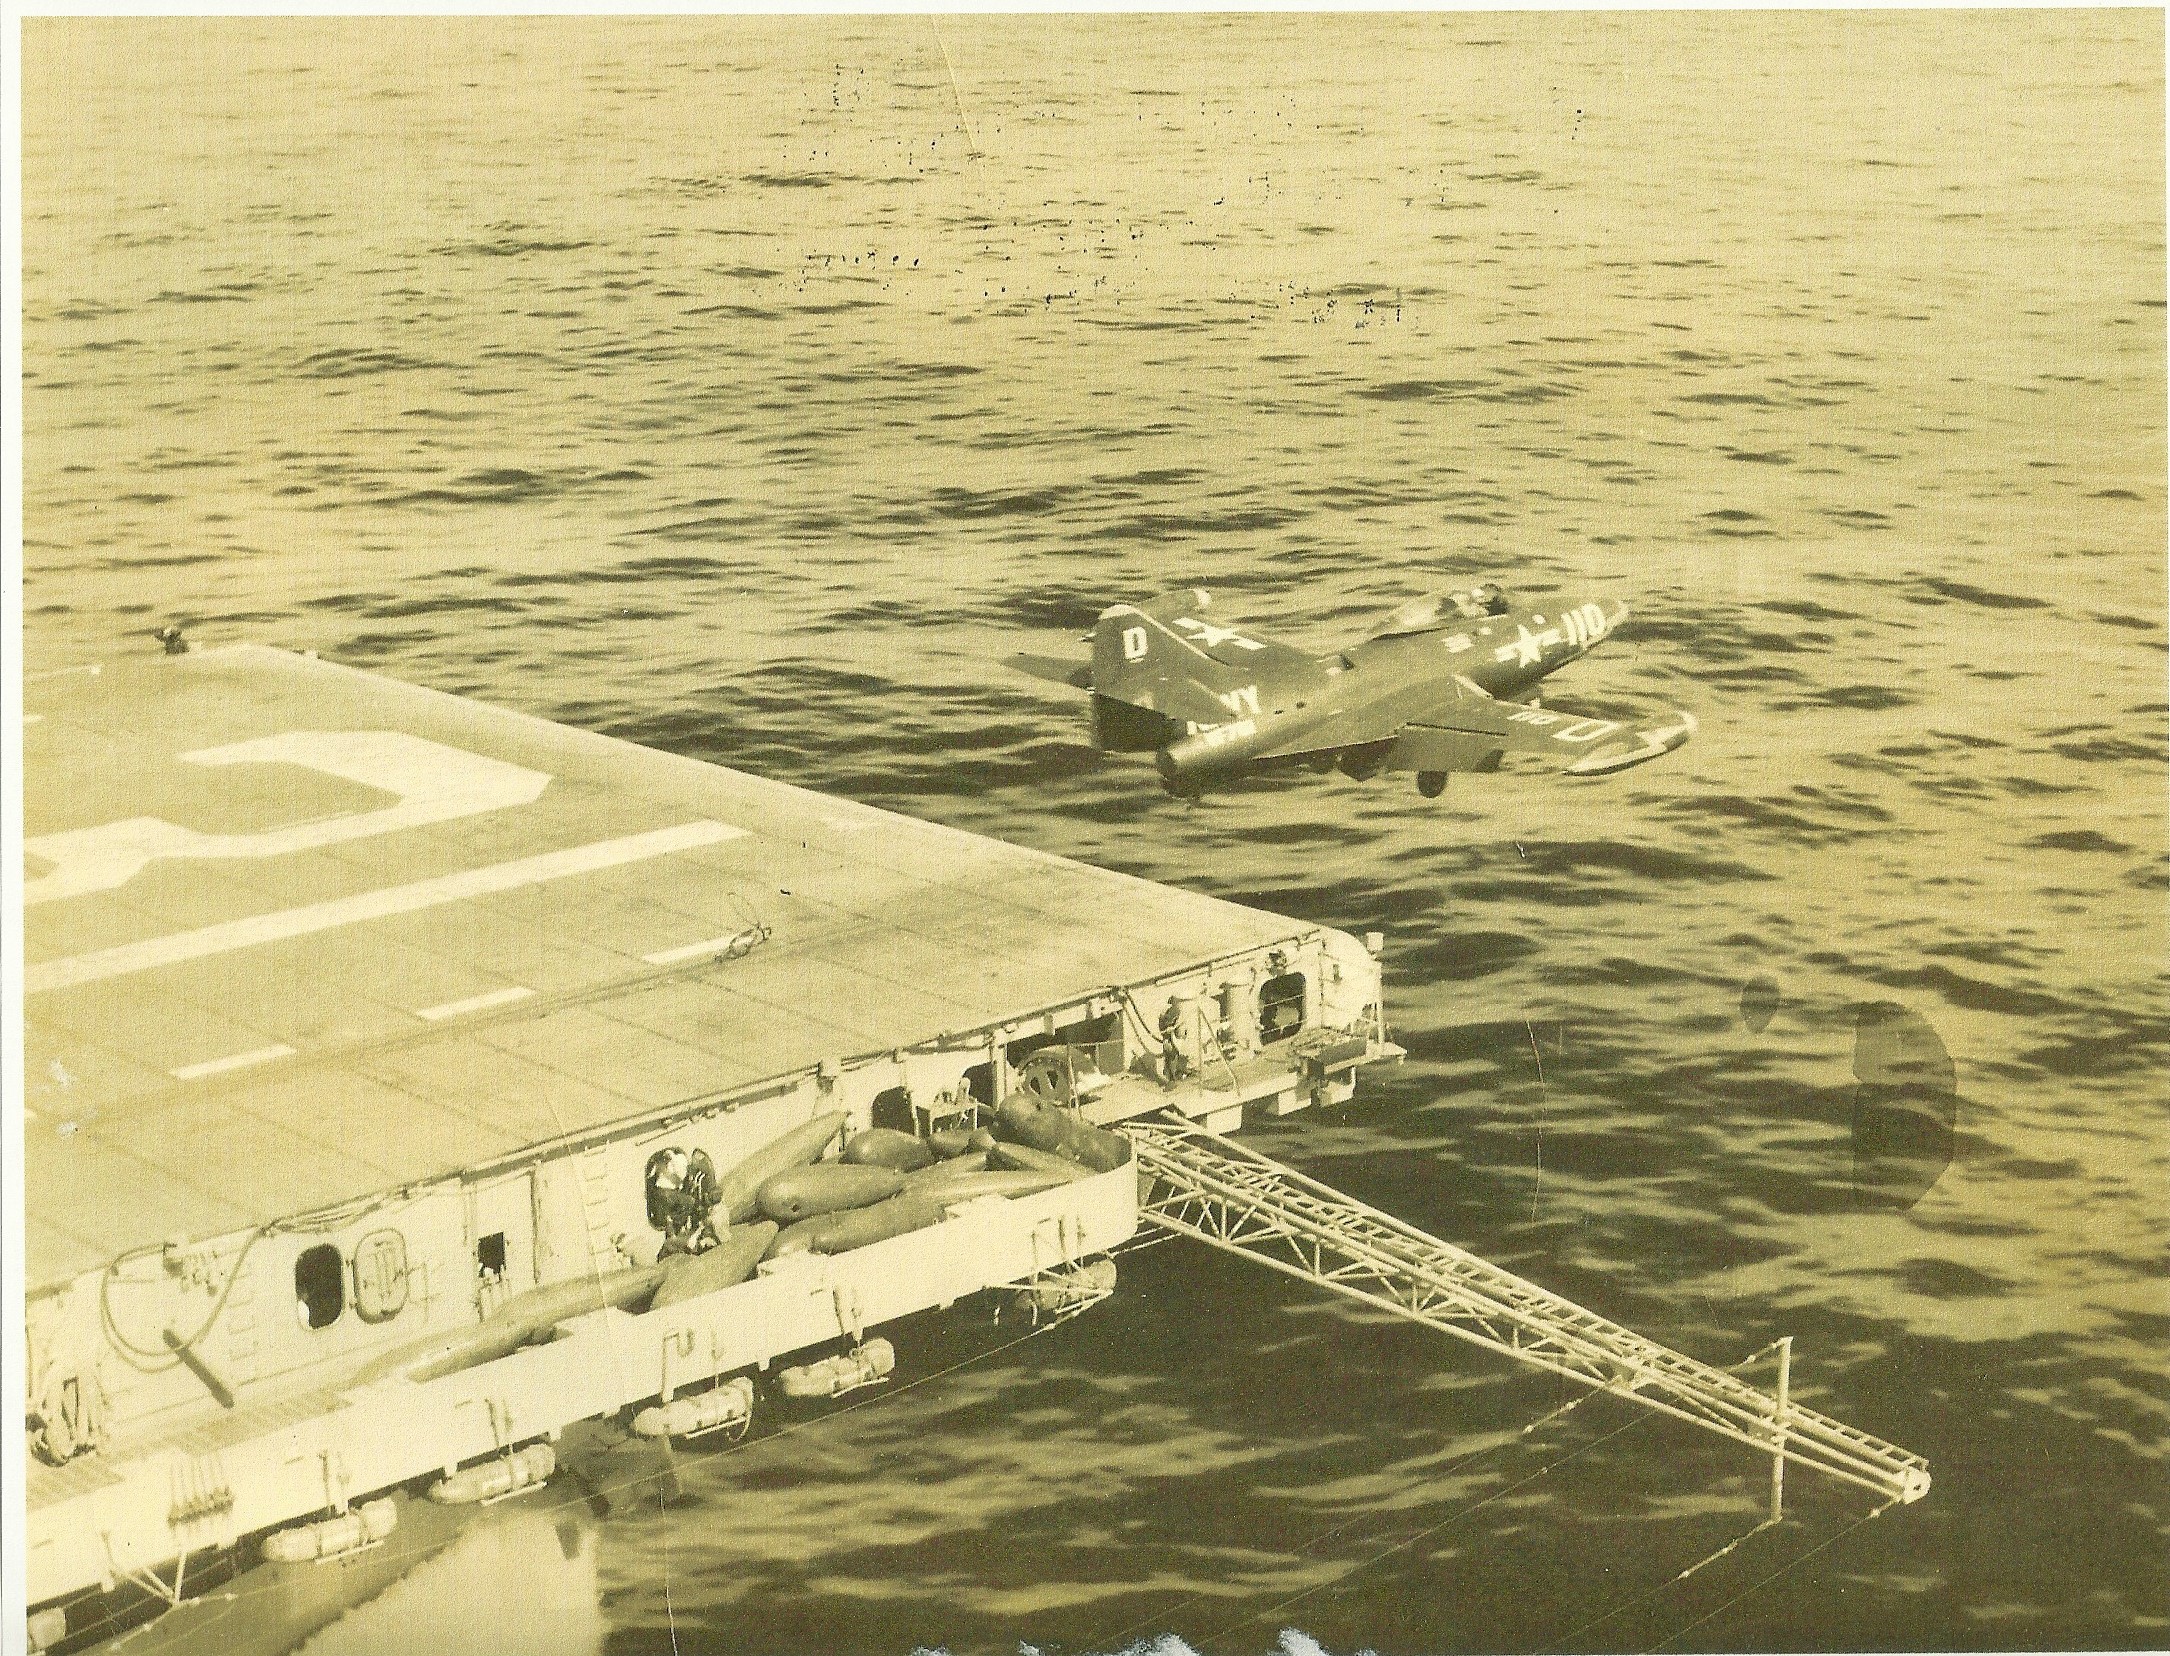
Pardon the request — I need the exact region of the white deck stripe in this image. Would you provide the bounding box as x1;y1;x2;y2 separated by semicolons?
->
27;821;746;995
415;986;536;1021
641;933;754;966
171;1044;298;1080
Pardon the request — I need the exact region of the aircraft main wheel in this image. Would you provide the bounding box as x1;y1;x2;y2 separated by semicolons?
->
1417;771;1448;799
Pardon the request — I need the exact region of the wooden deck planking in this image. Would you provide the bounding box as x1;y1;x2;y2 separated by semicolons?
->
23;883;190;961
33;976;318;1085
352;1041;644;1150
180;927;523;1048
26;645;1328;1289
593;978;887;1076
240;1069;530;1187
26;1133;258;1285
466;1004;742;1116
111;1090;405;1213
732;942;972;1045
23;1021;180;1115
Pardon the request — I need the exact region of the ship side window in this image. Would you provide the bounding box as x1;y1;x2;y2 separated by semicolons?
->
294;1243;345;1330
1258;972;1308;1044
477;1232;508;1279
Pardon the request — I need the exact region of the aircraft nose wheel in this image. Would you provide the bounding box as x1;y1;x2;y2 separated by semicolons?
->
1417;771;1448;799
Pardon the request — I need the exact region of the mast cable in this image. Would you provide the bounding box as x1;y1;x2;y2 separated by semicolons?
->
1640;1497;1900;1654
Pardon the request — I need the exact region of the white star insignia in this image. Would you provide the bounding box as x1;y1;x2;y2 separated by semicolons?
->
1492;624;1545;667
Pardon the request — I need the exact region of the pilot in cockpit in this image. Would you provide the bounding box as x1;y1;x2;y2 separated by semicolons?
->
1374;584;1513;637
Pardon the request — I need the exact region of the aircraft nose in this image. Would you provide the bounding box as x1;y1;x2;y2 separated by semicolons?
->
1547;598;1622;653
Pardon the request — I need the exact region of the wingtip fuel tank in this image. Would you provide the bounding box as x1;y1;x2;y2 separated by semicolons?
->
1564;709;1698;776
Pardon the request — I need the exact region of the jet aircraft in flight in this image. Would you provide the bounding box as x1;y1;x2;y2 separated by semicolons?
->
1009;584;1695;797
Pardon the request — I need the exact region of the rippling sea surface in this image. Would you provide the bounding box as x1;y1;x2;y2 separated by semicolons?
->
20;14;2168;1653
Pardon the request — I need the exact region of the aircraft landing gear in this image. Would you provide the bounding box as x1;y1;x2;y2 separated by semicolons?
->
1417;771;1448;799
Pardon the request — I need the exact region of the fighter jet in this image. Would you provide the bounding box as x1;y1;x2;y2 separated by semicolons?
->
1009;583;1695;797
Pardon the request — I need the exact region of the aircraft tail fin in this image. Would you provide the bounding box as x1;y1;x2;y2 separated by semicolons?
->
1089;590;1263;726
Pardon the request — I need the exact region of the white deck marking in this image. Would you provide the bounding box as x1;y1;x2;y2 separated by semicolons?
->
415;986;536;1021
171;1044;298;1080
26;730;550;905
642;932;756;966
26;821;747;995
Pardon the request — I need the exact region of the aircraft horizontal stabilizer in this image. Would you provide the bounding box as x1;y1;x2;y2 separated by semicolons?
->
1006;653;1094;693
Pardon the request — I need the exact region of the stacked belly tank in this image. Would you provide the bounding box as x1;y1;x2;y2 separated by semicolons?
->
20;645;1401;1633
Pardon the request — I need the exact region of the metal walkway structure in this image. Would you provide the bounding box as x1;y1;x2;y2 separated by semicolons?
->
1122;1118;1930;1509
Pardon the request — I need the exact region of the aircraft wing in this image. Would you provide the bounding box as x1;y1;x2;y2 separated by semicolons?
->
1386;681;1696;777
1006;652;1094;693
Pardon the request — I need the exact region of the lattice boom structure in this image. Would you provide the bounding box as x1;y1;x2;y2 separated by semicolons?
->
1123;1118;1930;1507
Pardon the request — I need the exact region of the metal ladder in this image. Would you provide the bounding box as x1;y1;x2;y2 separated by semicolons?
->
575;1148;621;1275
1122;1117;1930;1508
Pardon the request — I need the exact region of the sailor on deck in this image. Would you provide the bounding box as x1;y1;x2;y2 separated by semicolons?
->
1158;999;1191;1089
646;1148;723;1256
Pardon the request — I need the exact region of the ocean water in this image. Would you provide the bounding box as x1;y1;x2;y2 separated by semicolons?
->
19;13;2167;1652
